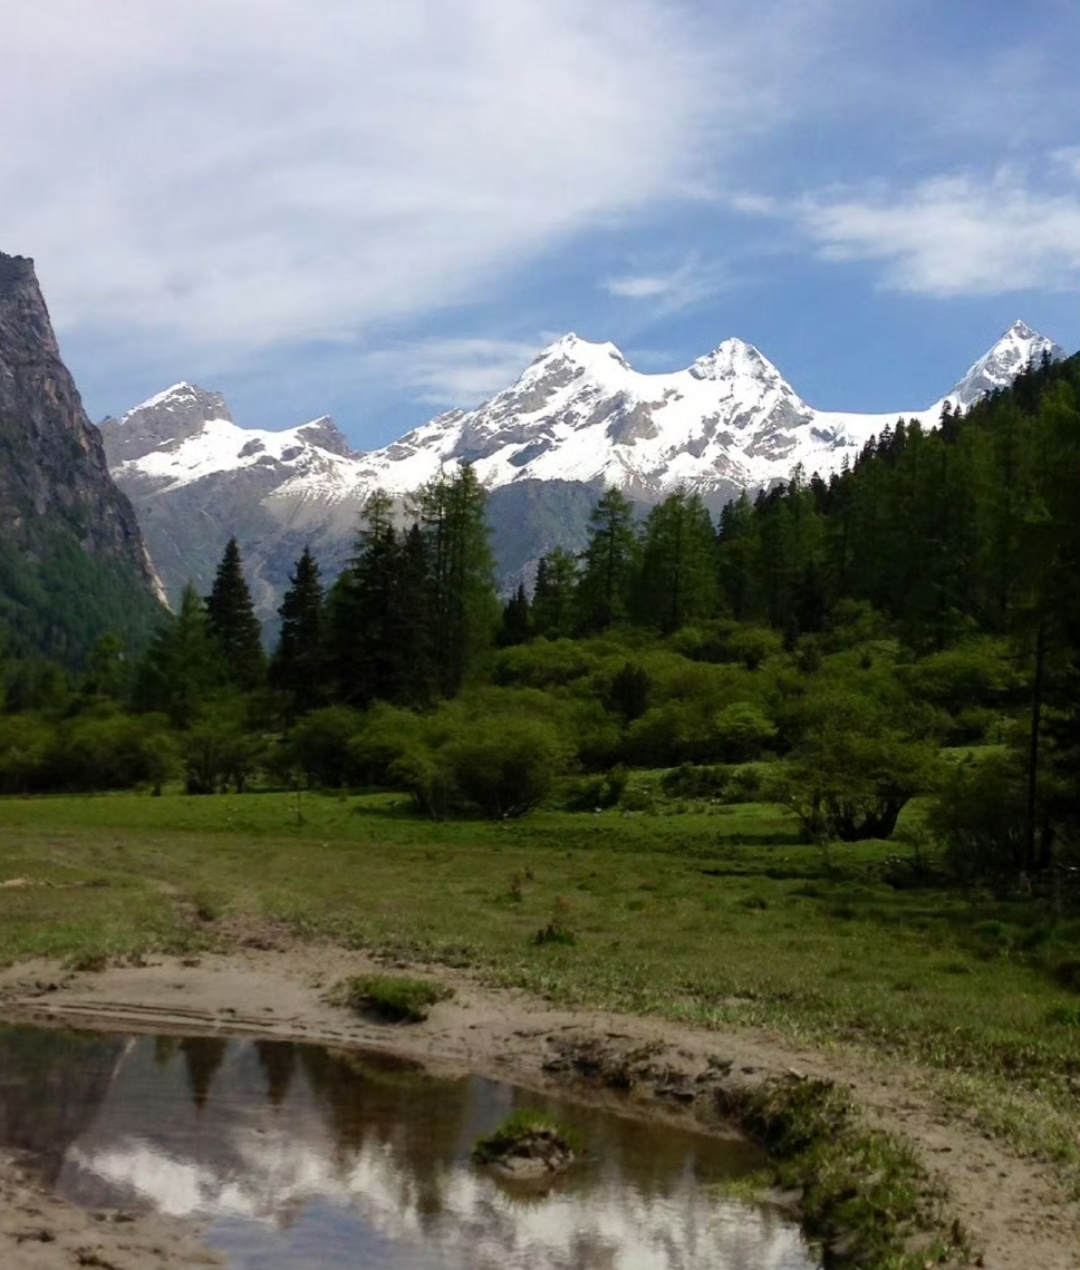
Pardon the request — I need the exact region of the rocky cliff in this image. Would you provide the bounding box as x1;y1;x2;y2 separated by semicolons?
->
0;251;166;661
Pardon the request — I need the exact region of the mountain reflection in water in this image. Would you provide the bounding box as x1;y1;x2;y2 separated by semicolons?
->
0;1024;817;1270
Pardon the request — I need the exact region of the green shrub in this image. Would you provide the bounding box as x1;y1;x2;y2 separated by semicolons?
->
329;974;453;1022
660;763;730;800
283;706;366;787
926;752;1027;882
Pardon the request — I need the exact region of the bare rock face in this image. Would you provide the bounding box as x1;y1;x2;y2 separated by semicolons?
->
0;251;158;591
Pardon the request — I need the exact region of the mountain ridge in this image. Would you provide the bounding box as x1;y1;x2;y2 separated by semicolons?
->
101;320;1066;619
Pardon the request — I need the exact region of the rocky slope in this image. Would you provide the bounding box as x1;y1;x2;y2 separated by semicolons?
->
103;321;1064;618
0;251;166;660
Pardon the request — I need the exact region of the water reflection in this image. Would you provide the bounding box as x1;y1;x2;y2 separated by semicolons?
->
0;1024;816;1270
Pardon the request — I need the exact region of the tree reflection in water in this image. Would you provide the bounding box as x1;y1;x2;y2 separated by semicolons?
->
0;1025;817;1270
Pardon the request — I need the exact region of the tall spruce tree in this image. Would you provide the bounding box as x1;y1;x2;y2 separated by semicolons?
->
205;538;265;691
632;489;717;633
270;546;325;714
416;465;498;696
133;583;225;727
532;548;579;639
498;582;531;647
576;487;637;632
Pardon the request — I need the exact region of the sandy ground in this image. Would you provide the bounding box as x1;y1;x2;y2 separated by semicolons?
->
1;946;1078;1270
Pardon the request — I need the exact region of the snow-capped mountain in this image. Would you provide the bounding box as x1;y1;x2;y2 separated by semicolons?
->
101;321;1064;619
947;320;1065;409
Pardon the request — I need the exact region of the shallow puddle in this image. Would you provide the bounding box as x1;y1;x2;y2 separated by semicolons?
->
0;1023;817;1269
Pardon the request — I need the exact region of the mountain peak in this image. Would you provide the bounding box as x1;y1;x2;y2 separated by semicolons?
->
689;337;782;385
949;320;1066;408
102;383;233;465
530;332;630;373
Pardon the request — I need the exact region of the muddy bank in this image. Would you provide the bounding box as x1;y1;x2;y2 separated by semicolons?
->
1;948;1078;1270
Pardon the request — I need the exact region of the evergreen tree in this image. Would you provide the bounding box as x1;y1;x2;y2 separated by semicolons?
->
498;582;531;647
532;548;578;639
133;584;225;727
205;538;265;691
391;521;436;706
576;487;637;632
331;491;401;706
716;491;757;620
416;465;498;696
270;546;325;715
632;489;717;633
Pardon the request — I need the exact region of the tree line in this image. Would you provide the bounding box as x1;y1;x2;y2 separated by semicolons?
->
0;352;1077;883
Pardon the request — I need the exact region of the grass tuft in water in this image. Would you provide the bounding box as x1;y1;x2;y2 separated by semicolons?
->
473;1108;582;1164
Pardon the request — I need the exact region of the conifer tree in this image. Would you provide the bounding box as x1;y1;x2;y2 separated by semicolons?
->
632;489;717;633
498;582;531;646
576;487;637;632
133;583;225;727
416;465;498;696
270;546;325;714
331;491;400;706
205;538;265;691
532;548;578;639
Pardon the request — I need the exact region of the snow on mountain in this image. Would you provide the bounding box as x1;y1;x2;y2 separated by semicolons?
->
947;320;1067;409
107;322;1064;509
101;384;360;499
102;322;1065;616
331;321;1062;498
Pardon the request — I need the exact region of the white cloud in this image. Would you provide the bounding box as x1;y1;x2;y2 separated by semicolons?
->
797;167;1080;296
0;0;764;361
358;338;541;406
602;257;729;312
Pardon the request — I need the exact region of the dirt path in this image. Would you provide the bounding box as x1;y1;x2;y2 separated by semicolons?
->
1;947;1078;1270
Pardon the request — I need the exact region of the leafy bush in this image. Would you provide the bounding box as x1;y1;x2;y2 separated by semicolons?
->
184;713;268;794
767;727;940;842
561;764;628;811
714;701;777;762
660;763;730;800
926;751;1028;882
282;706;366;788
443;714;570;818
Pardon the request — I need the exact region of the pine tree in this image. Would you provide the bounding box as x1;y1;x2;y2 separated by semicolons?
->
133;583;225;727
532;548;578;639
270;546;325;715
716;491;757;620
205;538;265;691
632;489;717;633
416;465;498;696
576;487;637;632
332;491;401;706
498;582;531;647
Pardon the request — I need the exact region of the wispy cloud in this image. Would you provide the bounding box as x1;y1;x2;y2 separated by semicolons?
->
359;338;541;407
602;257;729;312
796;164;1080;296
0;0;751;361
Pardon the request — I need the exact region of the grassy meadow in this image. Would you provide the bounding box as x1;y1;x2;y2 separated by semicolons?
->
1;783;1079;1191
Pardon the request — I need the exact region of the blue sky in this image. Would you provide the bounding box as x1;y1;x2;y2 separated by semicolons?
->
3;0;1079;447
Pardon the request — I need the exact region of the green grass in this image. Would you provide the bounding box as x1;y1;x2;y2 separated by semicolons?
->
724;1077;967;1269
328;973;453;1022
472;1108;582;1164
1;788;1078;1195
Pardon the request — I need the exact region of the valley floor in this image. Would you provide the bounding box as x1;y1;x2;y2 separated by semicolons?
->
0;791;1078;1269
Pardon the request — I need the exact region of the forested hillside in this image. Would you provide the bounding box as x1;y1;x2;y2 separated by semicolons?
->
2;352;1077;884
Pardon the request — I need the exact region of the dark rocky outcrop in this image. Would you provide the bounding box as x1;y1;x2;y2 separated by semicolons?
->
0;251;166;660
0;252;157;582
